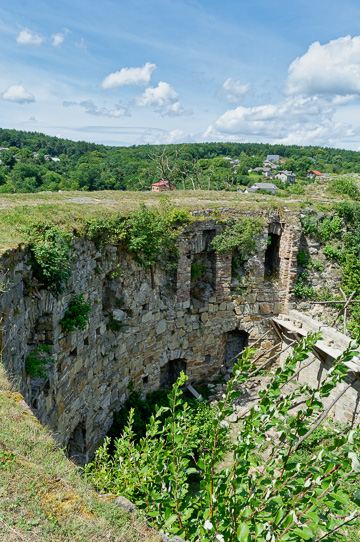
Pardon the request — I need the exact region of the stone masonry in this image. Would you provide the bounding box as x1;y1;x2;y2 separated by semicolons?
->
0;213;300;462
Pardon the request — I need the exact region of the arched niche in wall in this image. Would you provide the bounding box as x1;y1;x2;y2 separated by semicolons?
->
160;358;187;388
67;421;87;465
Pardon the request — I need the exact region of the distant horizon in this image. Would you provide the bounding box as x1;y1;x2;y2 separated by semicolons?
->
2;1;360;149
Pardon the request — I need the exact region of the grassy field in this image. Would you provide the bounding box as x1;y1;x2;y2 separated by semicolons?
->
0;364;162;542
0;182;337;252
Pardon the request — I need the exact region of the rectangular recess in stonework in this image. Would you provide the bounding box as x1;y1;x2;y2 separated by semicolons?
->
265;233;281;277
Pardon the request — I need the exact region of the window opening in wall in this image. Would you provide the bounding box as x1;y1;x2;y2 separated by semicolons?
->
160;358;187;388
223;330;249;364
265;233;281;277
205;354;211;364
67;422;87;464
142;374;149;384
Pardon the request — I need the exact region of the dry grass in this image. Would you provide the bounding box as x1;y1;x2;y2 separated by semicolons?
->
0;364;160;542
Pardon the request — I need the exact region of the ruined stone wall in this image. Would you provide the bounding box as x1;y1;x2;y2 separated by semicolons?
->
0;215;299;461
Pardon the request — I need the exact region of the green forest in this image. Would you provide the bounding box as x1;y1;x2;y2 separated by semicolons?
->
0;127;360;193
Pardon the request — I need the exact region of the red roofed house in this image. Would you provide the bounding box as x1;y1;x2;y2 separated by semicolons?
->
151;180;177;192
307;170;322;178
280;158;286;163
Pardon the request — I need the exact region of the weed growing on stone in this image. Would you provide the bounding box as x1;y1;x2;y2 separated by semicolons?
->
60;294;91;333
25;345;55;379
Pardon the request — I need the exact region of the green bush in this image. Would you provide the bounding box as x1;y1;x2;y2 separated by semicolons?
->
296;250;308;265
330;177;360;200
323;243;344;261
212;216;264;263
85;338;360;541
106;386;225;457
25;345;55;378
293;272;316;298
191;262;206;281
60;294;91;332
24;223;72;296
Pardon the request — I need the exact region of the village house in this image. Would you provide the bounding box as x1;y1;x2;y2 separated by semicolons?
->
151;180;177;192
275;170;296;184
307;170;322;178
266;154;280;162
263;160;278;170
245;182;278;194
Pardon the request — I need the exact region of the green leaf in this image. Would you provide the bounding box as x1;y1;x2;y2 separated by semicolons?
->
292;526;315;540
237;523;250;541
164;514;178;527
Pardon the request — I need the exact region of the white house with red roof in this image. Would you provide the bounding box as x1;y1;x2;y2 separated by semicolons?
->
151;180;177;192
307;170;322;178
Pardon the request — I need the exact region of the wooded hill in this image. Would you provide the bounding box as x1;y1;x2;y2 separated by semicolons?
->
0;127;360;193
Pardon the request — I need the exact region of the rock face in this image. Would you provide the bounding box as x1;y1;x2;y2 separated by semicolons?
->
0;213;300;462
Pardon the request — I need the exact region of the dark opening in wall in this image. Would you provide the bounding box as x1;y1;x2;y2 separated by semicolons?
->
67;422;87;464
223;330;249;364
265;233;281;277
160;359;187;388
190;252;216;302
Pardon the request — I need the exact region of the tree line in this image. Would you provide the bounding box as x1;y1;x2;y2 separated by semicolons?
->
1;127;360;193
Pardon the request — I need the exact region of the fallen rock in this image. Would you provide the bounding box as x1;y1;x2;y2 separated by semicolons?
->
226;412;238;423
113;496;137;515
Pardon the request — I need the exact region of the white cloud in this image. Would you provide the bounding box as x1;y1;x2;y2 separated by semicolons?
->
137;129;194;145
286;35;360;96
16;28;43;46
135;81;192;116
101;62;156;89
208;95;355;146
63;99;130;118
217;78;251;104
2;84;35;104
51;33;65;47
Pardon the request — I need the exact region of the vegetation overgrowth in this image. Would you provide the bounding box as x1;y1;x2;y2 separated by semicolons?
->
60;294;91;333
296;201;360;341
25;344;55;378
86;336;360;542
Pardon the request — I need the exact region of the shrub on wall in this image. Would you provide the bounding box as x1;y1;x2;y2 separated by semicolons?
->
60;294;91;332
25;345;55;378
212;216;264;263
24;223;72;296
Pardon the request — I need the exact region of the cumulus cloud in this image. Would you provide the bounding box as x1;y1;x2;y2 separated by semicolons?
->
101;62;156;89
286;35;360;96
16;28;43;46
51;33;65;47
63;99;130;118
207;95;355;146
217;78;251;104
2;84;35;104
135;81;192;116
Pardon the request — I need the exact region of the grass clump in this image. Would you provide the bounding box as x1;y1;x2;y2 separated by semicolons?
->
0;363;158;542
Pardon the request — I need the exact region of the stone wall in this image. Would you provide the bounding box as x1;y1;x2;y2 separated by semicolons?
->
0;214;299;462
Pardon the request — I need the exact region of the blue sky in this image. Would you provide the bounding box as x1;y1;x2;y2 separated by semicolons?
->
2;0;360;149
